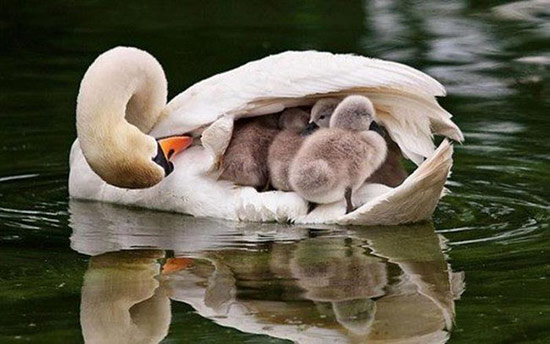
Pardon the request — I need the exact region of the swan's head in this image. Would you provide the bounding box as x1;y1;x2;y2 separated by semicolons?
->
302;98;340;136
279;108;310;133
78;112;193;190
330;95;375;131
76;46;193;189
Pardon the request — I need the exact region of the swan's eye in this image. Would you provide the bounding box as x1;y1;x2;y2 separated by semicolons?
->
319;115;325;120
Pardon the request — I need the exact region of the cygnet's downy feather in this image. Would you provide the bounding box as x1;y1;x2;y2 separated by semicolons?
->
219;117;279;188
268;108;310;191
289;96;388;206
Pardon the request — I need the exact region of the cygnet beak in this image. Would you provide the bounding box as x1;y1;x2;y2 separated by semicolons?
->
301;122;319;136
153;135;193;176
369;121;386;137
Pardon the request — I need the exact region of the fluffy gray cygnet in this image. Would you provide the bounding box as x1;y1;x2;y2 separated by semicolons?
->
310;97;408;188
219;116;279;189
268;108;311;191
289;95;388;213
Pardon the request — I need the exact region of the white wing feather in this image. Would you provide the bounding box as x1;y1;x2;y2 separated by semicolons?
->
150;51;463;164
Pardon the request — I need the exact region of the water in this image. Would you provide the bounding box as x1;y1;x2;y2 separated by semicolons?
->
1;1;549;343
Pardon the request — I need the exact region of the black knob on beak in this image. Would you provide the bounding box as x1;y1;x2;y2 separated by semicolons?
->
153;142;175;176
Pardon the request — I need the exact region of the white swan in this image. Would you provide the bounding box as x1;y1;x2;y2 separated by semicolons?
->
69;46;463;225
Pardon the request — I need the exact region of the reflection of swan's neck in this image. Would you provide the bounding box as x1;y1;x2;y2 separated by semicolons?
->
76;47;168;187
81;251;171;344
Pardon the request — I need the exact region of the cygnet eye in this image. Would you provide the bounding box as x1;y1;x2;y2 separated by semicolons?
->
319;115;326;120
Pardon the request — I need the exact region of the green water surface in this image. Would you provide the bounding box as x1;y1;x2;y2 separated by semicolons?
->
1;1;549;343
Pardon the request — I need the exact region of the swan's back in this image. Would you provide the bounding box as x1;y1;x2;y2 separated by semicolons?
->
151;51;462;166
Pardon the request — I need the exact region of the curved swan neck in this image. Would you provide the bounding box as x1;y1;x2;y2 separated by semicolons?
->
76;47;168;188
77;47;167;136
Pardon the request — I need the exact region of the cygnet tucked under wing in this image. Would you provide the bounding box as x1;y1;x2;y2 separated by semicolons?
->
268;108;310;191
289;96;388;213
310;97;408;187
219;117;279;188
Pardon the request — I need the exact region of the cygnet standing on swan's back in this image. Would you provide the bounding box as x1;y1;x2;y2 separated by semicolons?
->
289;95;388;213
219;116;280;189
268;108;310;191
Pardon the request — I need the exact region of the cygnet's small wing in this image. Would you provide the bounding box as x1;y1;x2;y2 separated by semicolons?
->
150;51;463;164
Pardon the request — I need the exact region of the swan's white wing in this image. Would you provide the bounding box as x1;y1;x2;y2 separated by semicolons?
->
339;139;453;225
150;51;462;165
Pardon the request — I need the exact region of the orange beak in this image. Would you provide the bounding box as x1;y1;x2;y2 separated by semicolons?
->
158;135;193;160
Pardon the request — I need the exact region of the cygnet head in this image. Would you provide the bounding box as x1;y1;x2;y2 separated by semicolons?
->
301;98;340;136
310;98;340;128
279;108;310;133
329;95;376;131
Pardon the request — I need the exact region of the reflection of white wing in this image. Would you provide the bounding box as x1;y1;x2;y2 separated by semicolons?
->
151;51;463;165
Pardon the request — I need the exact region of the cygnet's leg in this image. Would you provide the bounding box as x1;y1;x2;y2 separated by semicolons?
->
345;187;354;214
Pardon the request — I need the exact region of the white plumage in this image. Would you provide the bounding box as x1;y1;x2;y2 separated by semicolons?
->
151;51;462;165
69;47;462;225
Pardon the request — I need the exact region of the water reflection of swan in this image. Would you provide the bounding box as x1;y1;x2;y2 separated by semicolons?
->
288;237;387;336
69;200;311;256
70;201;464;344
80;250;171;344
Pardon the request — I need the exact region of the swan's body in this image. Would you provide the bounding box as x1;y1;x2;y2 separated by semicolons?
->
69;47;463;225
